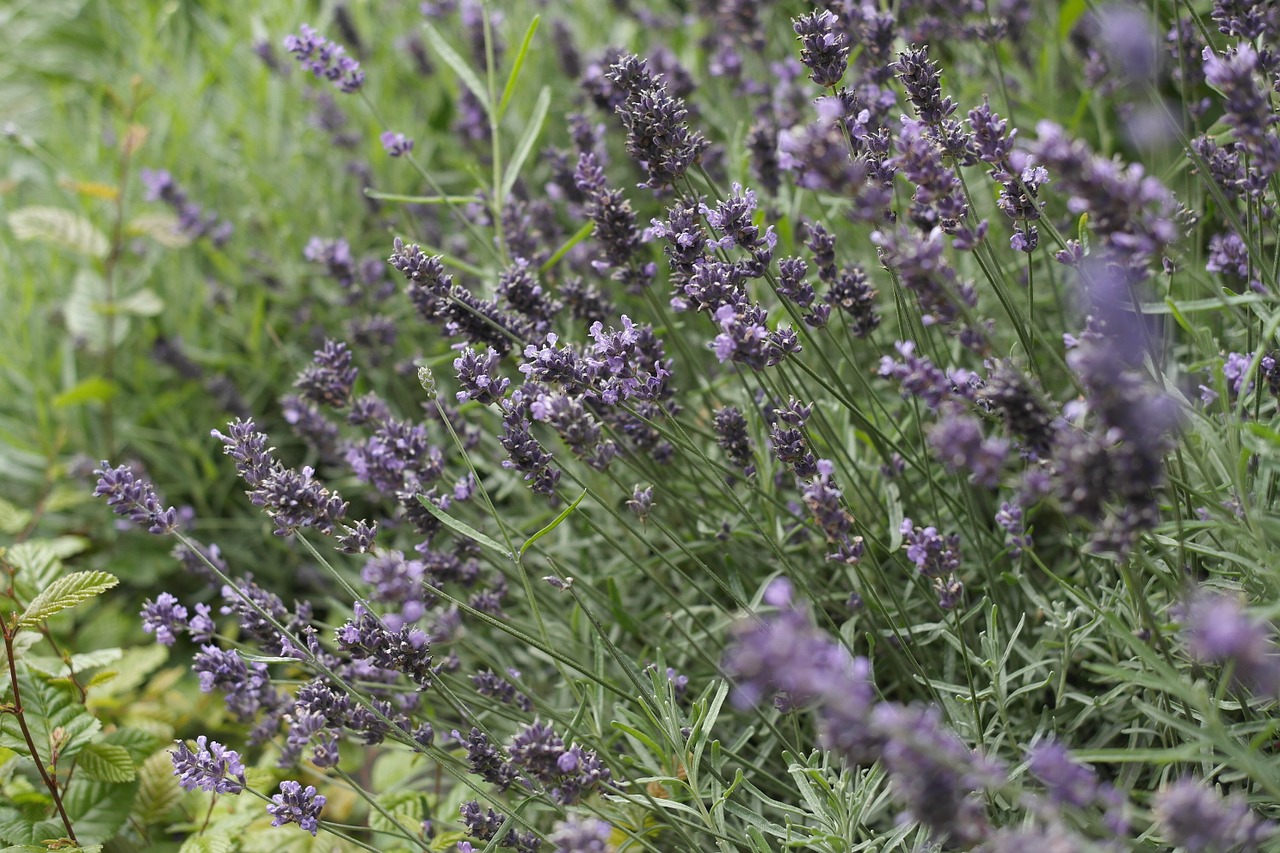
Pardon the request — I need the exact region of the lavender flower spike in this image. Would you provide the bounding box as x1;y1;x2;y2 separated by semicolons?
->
283;24;364;93
380;131;414;157
267;780;327;836
93;462;179;535
171;736;247;794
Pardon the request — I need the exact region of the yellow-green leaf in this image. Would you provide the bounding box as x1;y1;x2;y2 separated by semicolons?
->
18;570;119;627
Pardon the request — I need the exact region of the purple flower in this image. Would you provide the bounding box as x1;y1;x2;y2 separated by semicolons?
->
267;780;327;836
892;45;957;126
927;407;1009;487
713;406;755;476
93;462;179;535
295;339;358;407
626;485;654;521
454;346;510;405
606;54;708;190
380;130;414;156
549;817;612;853
192;645;280;721
901;519;962;578
871;703;1005;845
995;502;1032;557
1153;778;1275;852
141;593;188;646
170;736;246;794
792;10;849;88
283;24;364;93
1177;590;1280;696
1026;740;1106;810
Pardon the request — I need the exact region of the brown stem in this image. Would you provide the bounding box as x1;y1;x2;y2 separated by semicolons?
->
3;625;78;843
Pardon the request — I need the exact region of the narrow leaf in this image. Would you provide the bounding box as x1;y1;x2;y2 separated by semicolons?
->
421;19;490;113
519;488;586;558
497;15;541;118
18;570;119;627
539;220;594;273
414;495;509;559
7;206;108;258
78;743;137;782
501;86;551;199
52;377;118;408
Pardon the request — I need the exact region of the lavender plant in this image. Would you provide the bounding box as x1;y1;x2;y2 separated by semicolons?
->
5;0;1280;850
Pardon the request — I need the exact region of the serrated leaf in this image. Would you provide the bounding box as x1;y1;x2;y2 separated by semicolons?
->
78;743;136;782
115;288;164;316
501;85;550;199
421;19;490;114
415;495;509;559
93;645;168;697
0;498;33;535
126;211;190;248
102;729;164;764
4;541;62;601
52;377;118;408
18;570;119;627
0;816;67;846
7;206;108;258
0;633;40;694
134;750;181;824
62;778;137;844
179;833;235;853
66;269;128;353
0;666;100;762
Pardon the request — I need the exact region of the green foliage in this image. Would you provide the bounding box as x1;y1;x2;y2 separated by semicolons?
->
18;570;119;628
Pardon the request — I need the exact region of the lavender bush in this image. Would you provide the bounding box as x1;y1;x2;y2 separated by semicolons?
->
5;1;1280;850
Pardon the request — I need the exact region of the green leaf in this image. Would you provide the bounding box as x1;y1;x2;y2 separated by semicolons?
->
497;15;540;118
414;495;509;559
7;206;108;258
62;778;137;844
126;211;190;248
539;220;594;273
519;488;586;558
77;743;136;782
4;541;63;601
66;269;127;354
18;570;119;627
133;750;181;824
421;19;489;114
0;666;100;762
501;85;551;199
102;729;165;764
0;498;33;535
52;377;118;408
0;632;40;694
114;288;165;317
0;815;68;846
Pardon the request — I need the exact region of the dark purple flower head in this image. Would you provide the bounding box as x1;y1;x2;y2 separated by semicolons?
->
792;10;850;88
380;130;414;157
1177;590;1280;696
892;45;956;126
1026;740;1104;810
900;519;961;578
267;780;327;836
713;406;755;476
606;53;709;190
454;346;510;405
549;817;612;853
142;593;189;646
193;645;280;720
1153;778;1275;852
928;407;1009;487
283;24;364;93
171;736;246;794
626;485;654;521
296;339;358;407
93;462;179;535
871;703;1004;845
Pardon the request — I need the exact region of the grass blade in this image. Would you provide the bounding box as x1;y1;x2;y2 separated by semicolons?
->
501;85;551;200
497;15;541;119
